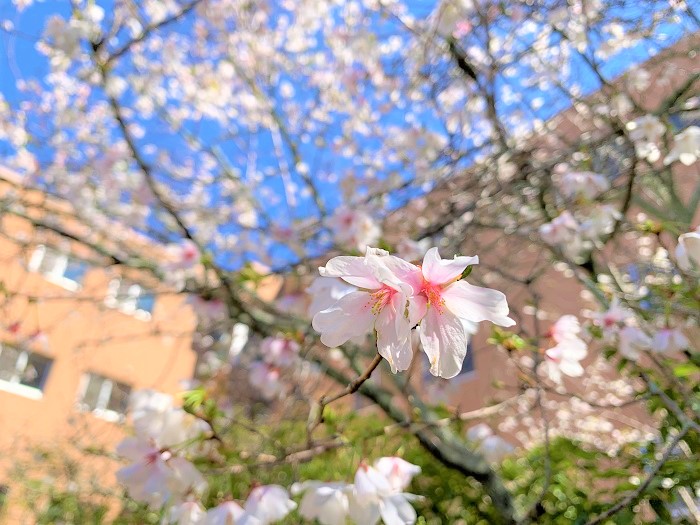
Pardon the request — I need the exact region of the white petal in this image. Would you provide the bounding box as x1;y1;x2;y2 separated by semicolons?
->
421;247;479;285
312;291;374;347
442;281;515;327
419;306;468;379
320;256;381;289
380;494;418;525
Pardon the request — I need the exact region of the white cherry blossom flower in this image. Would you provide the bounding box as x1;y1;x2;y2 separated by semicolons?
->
312;247;425;373
618;326;652;361
348;462;419;525
665;126;700;166
676;228;700;272
626;115;666;162
292;481;351;525
652;328;690;354
244;485;297;524
167;501;206;525
466;424;514;463
205;501;260;525
249;361;284;401
416;248;515;378
557;171;610;200
543;315;588;383
260;336;299;367
327;206;381;251
116;439;206;508
373;457;421;492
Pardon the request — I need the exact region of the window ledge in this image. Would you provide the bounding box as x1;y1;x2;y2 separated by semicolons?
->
91;408;125;423
0;380;43;400
43;274;81;292
104;300;152;322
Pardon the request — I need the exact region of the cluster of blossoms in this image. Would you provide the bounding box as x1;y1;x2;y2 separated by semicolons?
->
116;390;211;508
592;300;690;362
327;206;382;252
312;247;515;379
166;485;297;525
542;315;589;384
293;456;422;525
248;335;301;401
465;424;514;464
115;390;423;524
539;170;620;261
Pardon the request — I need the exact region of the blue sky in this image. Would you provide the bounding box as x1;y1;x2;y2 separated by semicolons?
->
0;1;695;268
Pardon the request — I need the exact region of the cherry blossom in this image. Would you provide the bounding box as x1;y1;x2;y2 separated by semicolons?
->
676;228;700;272
626;115;666;162
665;126;700;166
312;247;424;373
539;211;581;249
591;299;632;337
167;501;206;525
618;325;652;361
466;424;514;463
543;315;588;383
293;481;351;525
327;206;381;251
116;439;207;508
205;501;260;525
373;457;421;492
249;361;284;401
348;461;420;525
166;240;201;272
244;485;297;524
416;248;515;378
260;336;300;367
652;328;690;354
557;171;610;200
129;390;211;450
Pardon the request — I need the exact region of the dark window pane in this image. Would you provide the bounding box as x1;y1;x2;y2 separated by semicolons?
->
81;375;105;411
107;381;131;414
0;346;20;382
459;342;475;375
21;353;52;390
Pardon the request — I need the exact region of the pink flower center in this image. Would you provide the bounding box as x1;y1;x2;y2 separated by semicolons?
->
368;285;396;314
421;280;445;312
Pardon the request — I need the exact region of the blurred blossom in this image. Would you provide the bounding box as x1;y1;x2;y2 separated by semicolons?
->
466;424;514;463
665;126;700;166
326;206;381;251
676;228;700;272
543;315;588;383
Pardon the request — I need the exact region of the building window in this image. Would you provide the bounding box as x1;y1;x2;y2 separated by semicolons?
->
29;245;88;291
105;278;155;320
78;373;131;422
0;344;52;399
458;342;475;376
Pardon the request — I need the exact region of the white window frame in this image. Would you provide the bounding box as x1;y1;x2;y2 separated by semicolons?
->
105;278;153;321
0;344;50;400
29;245;83;292
77;373;130;423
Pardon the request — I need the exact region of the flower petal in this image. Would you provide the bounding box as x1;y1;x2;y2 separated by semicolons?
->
320;256;381;289
312;291;374;347
421;247;478;285
419;306;468;379
442;280;515;327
